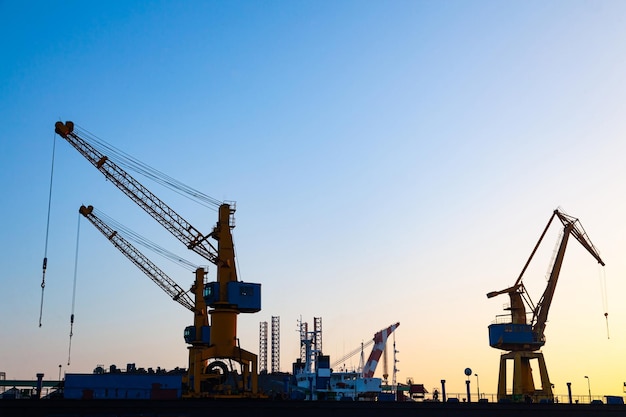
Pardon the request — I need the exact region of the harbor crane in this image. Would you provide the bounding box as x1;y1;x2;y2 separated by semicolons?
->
55;121;262;398
487;209;605;402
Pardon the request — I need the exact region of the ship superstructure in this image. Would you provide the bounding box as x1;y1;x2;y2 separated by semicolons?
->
291;318;399;401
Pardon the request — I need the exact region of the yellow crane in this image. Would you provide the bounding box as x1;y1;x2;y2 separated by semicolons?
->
55;121;261;398
487;209;605;403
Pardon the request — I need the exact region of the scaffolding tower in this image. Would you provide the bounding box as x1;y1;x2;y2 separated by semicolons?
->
297;316;323;373
271;316;280;373
259;321;268;373
314;317;322;357
299;319;308;365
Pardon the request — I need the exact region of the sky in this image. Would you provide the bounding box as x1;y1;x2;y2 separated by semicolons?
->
1;0;626;401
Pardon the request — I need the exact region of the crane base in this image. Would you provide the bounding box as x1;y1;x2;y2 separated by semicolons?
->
496;351;553;403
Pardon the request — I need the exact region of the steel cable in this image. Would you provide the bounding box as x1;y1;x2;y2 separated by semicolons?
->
74;125;223;209
39;133;57;327
93;207;197;271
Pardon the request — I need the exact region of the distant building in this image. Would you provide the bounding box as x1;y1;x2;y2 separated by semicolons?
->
64;368;182;400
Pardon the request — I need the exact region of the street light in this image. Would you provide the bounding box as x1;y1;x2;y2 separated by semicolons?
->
584;376;591;403
475;373;480;400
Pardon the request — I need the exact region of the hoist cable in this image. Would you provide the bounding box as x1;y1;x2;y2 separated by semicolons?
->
598;265;609;339
92;207;197;271
68;213;81;365
233;234;242;282
39;134;57;327
73;125;222;209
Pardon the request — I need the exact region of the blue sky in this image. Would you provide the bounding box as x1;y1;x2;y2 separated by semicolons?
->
2;0;626;399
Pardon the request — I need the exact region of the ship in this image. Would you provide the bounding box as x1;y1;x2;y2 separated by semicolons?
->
290;320;399;401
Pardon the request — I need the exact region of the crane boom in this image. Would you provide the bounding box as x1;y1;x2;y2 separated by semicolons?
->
362;322;400;378
55;121;219;264
532;210;605;339
79;205;195;312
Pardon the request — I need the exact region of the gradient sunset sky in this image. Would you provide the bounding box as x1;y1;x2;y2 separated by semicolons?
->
2;0;626;400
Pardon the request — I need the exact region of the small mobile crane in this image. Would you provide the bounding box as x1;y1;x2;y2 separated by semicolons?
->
55;121;262;398
487;209;604;403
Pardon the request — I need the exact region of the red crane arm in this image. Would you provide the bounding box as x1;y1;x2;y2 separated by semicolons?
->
362;322;400;378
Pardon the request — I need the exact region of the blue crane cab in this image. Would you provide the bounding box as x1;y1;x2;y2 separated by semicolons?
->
204;281;261;313
488;323;545;351
184;325;211;344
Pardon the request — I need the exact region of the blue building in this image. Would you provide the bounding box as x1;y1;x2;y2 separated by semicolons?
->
64;366;183;399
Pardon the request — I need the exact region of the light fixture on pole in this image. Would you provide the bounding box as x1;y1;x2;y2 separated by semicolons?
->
475;373;480;400
584;376;591;403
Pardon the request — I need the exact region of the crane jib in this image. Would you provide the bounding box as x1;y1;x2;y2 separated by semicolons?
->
55;121;219;265
79;204;195;312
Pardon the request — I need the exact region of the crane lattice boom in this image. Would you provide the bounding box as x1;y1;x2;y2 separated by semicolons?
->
55;121;219;264
79;205;195;312
330;339;374;370
531;210;604;339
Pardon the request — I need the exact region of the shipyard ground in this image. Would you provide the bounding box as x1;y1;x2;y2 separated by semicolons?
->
2;399;626;417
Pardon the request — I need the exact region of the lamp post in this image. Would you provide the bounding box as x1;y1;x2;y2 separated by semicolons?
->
584;376;591;403
566;382;572;404
475;373;480;400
